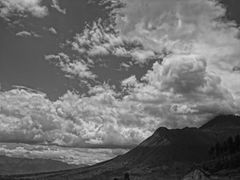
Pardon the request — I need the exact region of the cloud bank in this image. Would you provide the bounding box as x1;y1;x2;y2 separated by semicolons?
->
0;143;127;165
116;0;240;96
0;87;153;147
0;0;48;19
0;0;240;149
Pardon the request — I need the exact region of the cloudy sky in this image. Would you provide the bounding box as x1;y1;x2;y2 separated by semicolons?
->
0;0;240;165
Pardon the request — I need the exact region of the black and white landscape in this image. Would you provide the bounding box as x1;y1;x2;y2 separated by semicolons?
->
0;0;240;180
0;115;240;179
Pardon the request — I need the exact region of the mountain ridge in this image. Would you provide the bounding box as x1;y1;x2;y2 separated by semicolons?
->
1;114;240;179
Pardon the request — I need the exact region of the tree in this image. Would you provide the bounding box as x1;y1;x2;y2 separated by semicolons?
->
215;142;221;158
234;134;240;151
209;146;215;159
227;136;234;154
124;172;130;180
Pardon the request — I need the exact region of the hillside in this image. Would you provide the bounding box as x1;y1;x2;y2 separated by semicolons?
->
201;115;240;130
1;114;240;180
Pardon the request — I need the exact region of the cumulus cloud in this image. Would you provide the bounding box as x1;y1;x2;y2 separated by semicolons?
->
116;0;240;96
0;87;153;148
0;58;239;149
0;0;48;19
123;55;240;128
45;53;96;80
96;0;240;127
70;20;159;63
0;143;127;165
2;53;238;149
66;0;240;96
122;75;138;88
42;0;240;137
1;0;240;150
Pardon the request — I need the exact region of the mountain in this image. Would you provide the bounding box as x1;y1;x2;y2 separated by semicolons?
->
1;115;240;180
111;115;240;168
200;114;240;130
115;127;214;165
0;156;79;175
200;114;240;141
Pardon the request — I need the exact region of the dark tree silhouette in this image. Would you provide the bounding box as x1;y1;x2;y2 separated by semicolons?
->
227;136;234;154
234;134;240;151
215;142;221;157
209;146;215;158
207;134;240;172
124;172;130;180
209;134;240;159
223;141;228;154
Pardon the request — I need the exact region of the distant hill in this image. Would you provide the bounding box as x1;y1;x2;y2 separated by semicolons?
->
200;114;240;130
0;156;79;175
1;114;240;180
200;115;240;141
111;115;240;168
116;127;214;165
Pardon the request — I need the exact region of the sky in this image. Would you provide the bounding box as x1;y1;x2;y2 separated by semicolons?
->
0;0;240;165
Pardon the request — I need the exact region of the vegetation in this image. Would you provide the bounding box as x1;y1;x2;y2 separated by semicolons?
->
205;134;240;173
113;172;130;180
209;134;240;159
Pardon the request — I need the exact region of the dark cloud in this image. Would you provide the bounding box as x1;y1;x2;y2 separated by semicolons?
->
233;66;240;72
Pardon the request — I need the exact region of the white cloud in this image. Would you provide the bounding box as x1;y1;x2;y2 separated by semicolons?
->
123;55;240;128
51;0;66;14
102;0;240;127
2;55;237;149
1;0;240;151
49;27;57;34
16;31;32;37
45;53;96;80
122;75;137;87
116;0;240;97
0;143;127;165
0;0;48;19
1;56;240;149
16;30;40;37
44;0;240;134
0;87;153;148
70;20;158;63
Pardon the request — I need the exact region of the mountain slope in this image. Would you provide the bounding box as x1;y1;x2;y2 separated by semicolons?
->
113;115;240;168
116;127;215;166
1;114;240;180
200;114;240;130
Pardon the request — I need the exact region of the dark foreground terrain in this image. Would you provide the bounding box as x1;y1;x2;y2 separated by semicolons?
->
0;156;79;175
0;115;240;180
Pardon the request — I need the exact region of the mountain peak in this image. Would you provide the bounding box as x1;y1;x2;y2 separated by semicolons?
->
154;127;169;135
200;114;240;130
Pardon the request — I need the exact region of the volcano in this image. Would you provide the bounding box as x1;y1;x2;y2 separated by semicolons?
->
1;115;240;180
